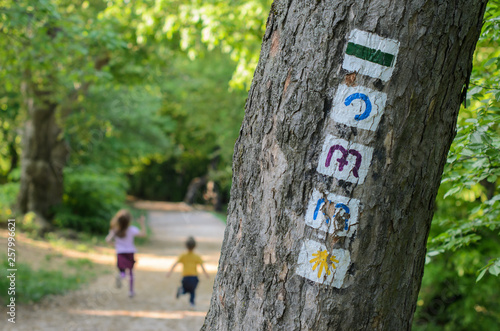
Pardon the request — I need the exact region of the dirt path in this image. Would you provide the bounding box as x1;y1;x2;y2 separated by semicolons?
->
2;209;226;331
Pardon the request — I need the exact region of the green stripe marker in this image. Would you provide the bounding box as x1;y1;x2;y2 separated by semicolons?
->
345;42;395;67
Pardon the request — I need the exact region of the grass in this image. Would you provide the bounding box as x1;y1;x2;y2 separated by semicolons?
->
0;256;96;305
66;258;94;268
44;253;63;261
44;232;103;253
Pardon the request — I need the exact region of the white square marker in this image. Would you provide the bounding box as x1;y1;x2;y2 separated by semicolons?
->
304;188;360;237
342;29;400;82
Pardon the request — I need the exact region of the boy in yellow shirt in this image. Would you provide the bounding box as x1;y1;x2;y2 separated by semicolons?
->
166;236;209;307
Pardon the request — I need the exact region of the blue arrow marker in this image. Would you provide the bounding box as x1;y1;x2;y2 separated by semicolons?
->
313;198;325;221
313;198;334;224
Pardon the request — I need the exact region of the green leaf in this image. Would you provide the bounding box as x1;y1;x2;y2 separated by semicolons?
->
485;57;498;67
471;158;487;169
444;186;462;199
489;264;500;276
427;250;443;257
476;268;488;282
487;175;498;182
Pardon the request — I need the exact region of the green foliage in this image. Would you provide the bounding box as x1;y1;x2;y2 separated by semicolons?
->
169;0;272;89
0;0;168;222
0;257;92;304
414;2;500;329
64;84;173;171
127;49;248;201
0;0;132;99
414;251;500;330
0;92;22;182
477;257;500;282
428;0;500;275
0;182;20;221
2;0;269;219
54;167;128;234
103;0;272;89
128;157;207;201
17;212;44;235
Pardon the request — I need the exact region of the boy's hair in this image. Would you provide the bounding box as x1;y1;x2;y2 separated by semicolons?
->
186;236;196;250
110;209;131;238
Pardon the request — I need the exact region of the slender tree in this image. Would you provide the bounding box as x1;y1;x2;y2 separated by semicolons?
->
202;0;488;329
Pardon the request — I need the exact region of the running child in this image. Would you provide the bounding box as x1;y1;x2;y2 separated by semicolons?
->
166;236;209;307
106;209;146;298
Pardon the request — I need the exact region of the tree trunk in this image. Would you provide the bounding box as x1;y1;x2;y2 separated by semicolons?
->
8;140;19;175
18;81;68;223
202;0;487;330
184;175;208;204
184;147;223;210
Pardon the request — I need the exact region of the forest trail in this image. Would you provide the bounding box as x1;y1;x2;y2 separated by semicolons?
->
2;206;226;331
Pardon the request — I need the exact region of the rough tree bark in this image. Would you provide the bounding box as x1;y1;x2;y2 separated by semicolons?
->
202;0;487;330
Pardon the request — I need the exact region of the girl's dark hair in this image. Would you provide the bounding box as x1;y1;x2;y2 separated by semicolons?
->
110;209;131;238
186;236;196;250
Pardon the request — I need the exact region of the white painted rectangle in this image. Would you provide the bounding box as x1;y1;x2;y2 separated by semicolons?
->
316;135;374;184
296;239;350;288
330;84;387;131
305;188;360;237
342;29;400;82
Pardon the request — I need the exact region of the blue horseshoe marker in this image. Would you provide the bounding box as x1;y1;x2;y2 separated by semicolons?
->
344;93;372;121
334;203;350;230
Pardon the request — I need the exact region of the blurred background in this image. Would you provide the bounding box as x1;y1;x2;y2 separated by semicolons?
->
0;1;498;330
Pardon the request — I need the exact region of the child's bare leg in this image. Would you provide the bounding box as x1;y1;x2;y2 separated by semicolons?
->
116;268;126;288
128;268;134;297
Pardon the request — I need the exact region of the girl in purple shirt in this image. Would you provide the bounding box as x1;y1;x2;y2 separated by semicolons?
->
106;209;146;297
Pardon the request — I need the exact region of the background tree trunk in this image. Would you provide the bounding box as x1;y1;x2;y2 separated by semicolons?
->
184;175;208;205
184;147;223;210
18;81;68;225
202;0;487;330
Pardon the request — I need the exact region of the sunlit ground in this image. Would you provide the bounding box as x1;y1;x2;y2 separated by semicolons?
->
68;309;207;319
0;227;221;273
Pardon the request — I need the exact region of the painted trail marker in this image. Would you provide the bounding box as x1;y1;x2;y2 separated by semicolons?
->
305;188;360;237
342;29;400;82
296;239;350;288
317;135;374;184
331;84;387;131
